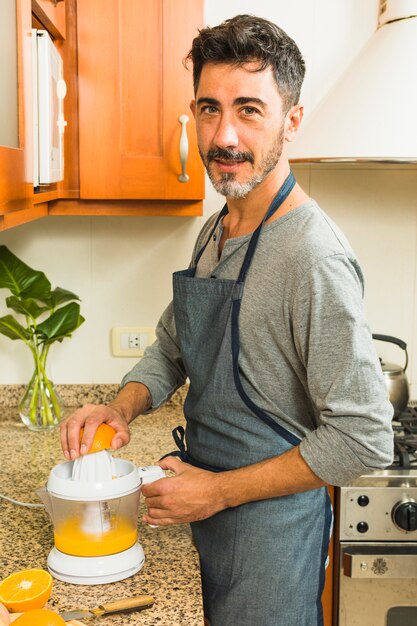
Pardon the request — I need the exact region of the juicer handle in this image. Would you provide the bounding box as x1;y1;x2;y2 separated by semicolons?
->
137;465;166;484
137;466;166;529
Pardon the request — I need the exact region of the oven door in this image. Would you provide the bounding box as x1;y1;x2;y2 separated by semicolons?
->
338;543;417;626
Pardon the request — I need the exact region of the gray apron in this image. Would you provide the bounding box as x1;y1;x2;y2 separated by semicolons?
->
171;172;332;626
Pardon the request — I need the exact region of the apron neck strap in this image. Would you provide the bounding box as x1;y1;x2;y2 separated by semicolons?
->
194;204;228;266
194;170;296;274
237;170;296;284
262;170;296;224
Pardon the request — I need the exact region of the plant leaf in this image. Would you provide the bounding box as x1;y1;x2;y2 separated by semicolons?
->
0;246;51;299
5;295;49;319
36;302;85;343
41;286;81;308
0;315;31;341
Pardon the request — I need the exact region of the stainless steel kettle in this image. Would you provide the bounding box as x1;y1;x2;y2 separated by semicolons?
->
372;334;409;418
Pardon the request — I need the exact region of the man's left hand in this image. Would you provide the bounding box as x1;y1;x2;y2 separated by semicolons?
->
141;456;223;526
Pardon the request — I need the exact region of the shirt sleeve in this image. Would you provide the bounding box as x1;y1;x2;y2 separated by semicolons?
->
293;253;394;485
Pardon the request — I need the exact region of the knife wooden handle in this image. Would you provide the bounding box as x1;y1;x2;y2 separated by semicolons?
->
95;595;154;615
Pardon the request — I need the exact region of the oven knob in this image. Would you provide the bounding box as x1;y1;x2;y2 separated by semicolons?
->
357;495;369;507
392;500;417;531
356;521;368;533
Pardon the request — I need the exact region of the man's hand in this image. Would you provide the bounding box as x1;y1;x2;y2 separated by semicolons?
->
59;382;152;459
142;456;224;526
60;403;130;460
142;446;325;526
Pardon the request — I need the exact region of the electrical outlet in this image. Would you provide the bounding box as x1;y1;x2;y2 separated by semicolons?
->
111;326;156;357
128;333;140;349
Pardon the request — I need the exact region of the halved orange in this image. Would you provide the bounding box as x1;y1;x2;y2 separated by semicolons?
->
12;609;65;625
0;569;52;613
79;423;116;454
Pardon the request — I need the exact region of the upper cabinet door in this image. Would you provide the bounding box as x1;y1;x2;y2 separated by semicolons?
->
0;0;33;224
77;0;205;200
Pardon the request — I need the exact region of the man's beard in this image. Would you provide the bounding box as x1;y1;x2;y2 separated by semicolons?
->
201;126;285;199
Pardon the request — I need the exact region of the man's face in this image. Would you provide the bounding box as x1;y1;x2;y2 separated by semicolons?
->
191;62;288;199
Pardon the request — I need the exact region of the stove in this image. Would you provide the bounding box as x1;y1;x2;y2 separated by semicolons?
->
339;468;417;542
339;406;417;542
336;404;417;626
392;406;417;469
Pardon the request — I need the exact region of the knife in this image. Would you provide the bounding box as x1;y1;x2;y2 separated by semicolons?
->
59;595;155;621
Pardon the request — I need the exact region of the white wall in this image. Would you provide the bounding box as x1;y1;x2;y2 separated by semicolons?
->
1;0;416;397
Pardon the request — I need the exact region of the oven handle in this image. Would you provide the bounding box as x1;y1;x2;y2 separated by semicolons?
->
344;547;417;579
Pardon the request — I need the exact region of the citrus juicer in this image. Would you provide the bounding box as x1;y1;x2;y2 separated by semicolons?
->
37;450;165;585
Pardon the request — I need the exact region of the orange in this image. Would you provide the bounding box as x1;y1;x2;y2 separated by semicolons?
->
12;609;65;625
0;569;52;613
79;423;116;453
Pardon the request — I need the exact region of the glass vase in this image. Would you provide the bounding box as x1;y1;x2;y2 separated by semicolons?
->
19;370;63;431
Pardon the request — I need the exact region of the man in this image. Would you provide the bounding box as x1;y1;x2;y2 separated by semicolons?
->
61;15;393;626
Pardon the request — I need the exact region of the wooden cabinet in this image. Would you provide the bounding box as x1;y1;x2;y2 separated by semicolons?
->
0;0;67;231
1;0;204;228
0;0;36;231
74;0;204;211
1;0;204;230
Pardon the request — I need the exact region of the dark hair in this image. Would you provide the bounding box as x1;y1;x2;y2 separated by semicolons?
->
185;14;306;113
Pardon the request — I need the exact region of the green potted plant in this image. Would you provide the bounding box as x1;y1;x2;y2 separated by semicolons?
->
0;245;85;431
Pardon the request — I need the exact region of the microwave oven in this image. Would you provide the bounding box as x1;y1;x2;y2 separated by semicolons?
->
32;29;67;188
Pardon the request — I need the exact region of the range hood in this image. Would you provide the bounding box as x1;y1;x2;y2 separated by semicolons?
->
289;0;417;163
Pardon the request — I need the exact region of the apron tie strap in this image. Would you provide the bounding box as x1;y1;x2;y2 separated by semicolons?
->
160;425;230;472
173;425;187;456
159;426;189;462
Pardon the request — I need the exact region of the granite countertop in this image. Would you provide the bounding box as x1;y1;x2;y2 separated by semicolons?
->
0;396;204;626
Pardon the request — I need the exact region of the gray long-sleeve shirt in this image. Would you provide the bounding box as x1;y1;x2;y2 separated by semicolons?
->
122;200;394;485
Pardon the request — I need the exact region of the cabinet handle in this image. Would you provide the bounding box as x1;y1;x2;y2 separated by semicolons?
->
178;115;190;182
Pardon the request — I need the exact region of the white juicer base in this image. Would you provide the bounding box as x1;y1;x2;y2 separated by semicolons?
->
47;542;145;585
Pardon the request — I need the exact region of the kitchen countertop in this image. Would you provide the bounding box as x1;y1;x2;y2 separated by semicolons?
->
0;401;204;626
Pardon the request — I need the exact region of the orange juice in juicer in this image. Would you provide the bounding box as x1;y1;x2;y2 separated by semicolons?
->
37;450;164;584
